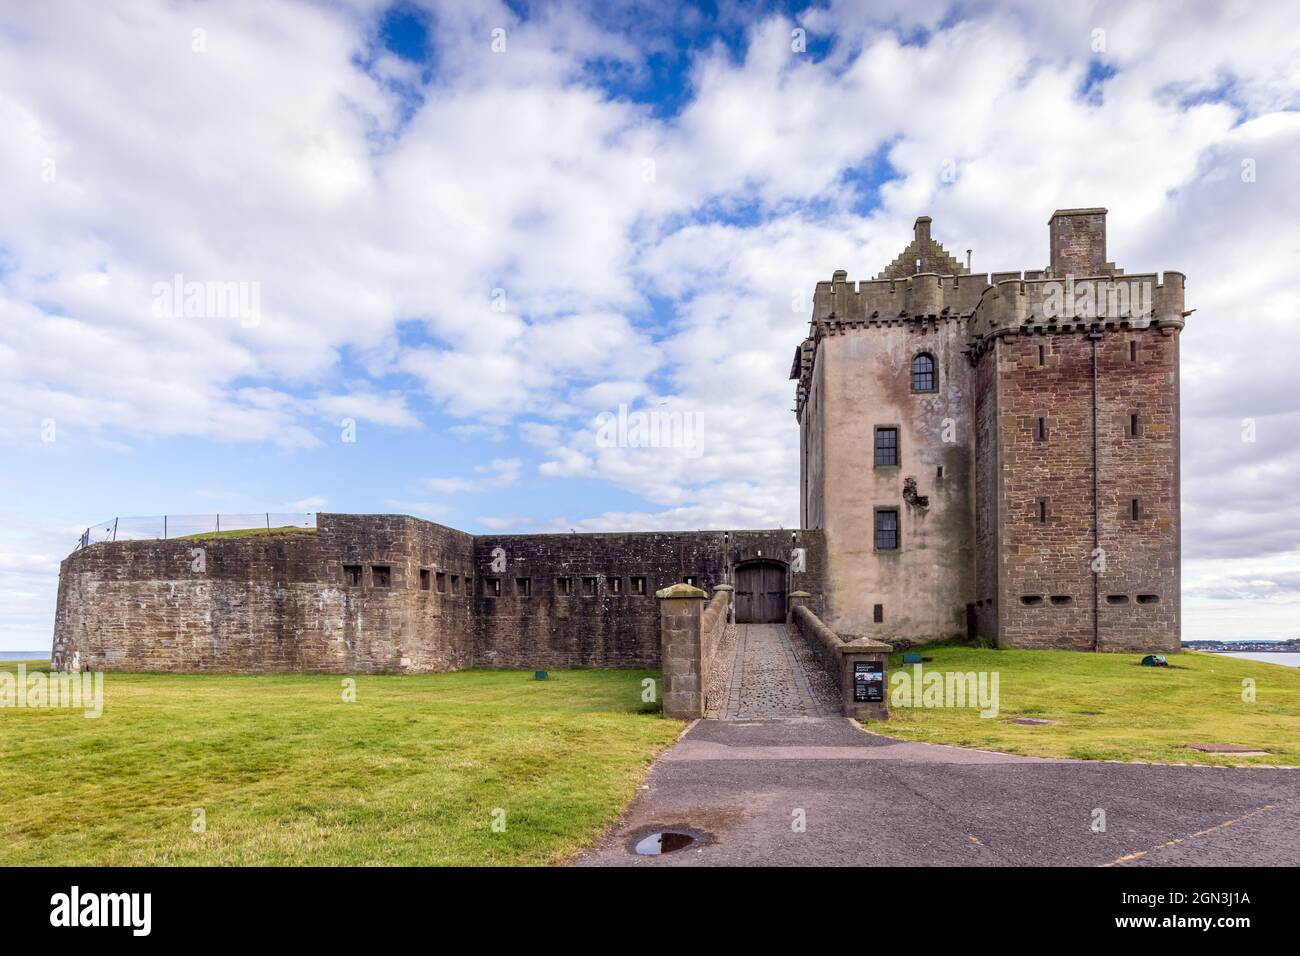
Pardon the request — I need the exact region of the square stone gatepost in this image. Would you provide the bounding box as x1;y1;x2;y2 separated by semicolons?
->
656;583;707;719
840;637;892;722
713;583;734;621
787;589;812;624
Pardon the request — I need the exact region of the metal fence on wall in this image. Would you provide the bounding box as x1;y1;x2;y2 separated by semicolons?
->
75;513;317;551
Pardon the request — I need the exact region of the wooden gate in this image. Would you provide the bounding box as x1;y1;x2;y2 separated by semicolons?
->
734;561;787;623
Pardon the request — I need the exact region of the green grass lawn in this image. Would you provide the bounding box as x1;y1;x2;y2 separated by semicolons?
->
879;646;1300;766
176;525;316;540
0;662;680;866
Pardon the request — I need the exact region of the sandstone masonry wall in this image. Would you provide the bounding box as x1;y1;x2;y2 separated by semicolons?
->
53;519;824;674
470;529;823;669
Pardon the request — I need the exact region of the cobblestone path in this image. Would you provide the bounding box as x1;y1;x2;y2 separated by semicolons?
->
723;623;839;719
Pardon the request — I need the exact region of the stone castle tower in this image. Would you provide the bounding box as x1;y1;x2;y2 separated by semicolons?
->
793;209;1186;651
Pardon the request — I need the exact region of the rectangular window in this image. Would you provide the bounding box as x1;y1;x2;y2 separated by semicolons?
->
936;465;944;480
556;576;572;596
464;576;472;596
874;426;899;467
515;577;531;597
343;564;362;586
1130;340;1137;362
1128;412;1140;437
582;576;598;597
372;565;391;588
608;576;623;594
1131;498;1141;521
874;509;899;550
450;574;460;595
486;578;501;598
435;571;446;593
873;604;884;623
684;576;698;587
1038;498;1048;523
1038;344;1045;366
1036;417;1047;442
419;569;431;591
631;575;647;595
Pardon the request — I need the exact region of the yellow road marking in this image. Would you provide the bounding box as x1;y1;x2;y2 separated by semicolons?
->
1101;803;1278;867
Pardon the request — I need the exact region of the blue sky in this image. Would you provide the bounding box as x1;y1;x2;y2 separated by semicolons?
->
3;0;1300;649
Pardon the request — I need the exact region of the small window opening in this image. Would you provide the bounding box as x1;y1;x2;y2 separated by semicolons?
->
1038;344;1045;366
515;577;531;597
873;604;884;623
450;574;460;595
684;576;698;587
1129;340;1137;362
556;576;572;596
582;576;598;597
419;569;431;591
486;578;501;598
435;571;447;593
1106;594;1129;605
911;353;936;392
343;564;362;587
1131;498;1141;521
1136;594;1160;605
608;576;623;594
874;509;899;550
936;465;944;480
1036;417;1047;442
1038;498;1048;524
1049;595;1073;606
1129;412;1140;437
874;427;899;467
372;565;391;588
631;575;647;595
1020;595;1044;606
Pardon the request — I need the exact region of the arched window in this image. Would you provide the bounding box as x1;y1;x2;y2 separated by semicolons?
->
911;353;936;392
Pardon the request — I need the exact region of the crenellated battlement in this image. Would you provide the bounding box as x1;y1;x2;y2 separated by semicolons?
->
812;270;990;323
964;271;1188;356
793;212;1188;414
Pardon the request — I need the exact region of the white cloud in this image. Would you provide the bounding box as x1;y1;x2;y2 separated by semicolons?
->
425;457;522;494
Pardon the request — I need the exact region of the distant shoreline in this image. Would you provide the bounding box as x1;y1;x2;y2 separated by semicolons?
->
1201;649;1300;653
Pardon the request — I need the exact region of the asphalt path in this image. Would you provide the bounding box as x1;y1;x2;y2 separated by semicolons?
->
577;626;1300;867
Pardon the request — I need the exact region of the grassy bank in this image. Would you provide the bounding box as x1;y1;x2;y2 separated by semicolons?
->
879;646;1300;766
176;525;316;540
0;662;680;866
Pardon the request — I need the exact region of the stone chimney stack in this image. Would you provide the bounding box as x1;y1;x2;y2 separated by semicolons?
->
914;216;932;244
1048;207;1108;277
